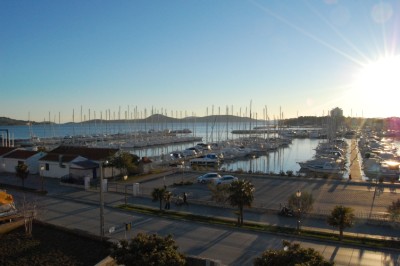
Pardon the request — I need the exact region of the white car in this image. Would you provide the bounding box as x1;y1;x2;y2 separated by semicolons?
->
197;173;221;184
214;175;238;185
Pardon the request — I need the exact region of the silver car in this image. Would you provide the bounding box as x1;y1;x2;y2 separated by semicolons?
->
214;175;238;185
197;172;221;184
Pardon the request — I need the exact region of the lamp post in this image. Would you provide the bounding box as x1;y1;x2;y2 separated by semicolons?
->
296;190;301;232
99;161;108;240
40;165;45;192
181;161;185;183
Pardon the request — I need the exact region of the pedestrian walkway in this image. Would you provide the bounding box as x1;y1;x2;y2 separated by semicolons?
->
349;138;363;181
1;172;399;243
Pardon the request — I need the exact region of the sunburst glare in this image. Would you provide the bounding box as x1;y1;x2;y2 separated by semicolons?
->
351;55;400;115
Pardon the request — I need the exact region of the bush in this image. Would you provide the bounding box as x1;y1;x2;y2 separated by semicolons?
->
234;168;244;174
254;240;333;266
172;181;193;186
0;221;110;266
111;233;185;266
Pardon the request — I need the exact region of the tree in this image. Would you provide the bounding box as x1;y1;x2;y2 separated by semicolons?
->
387;199;400;223
15;163;29;189
287;190;314;216
152;187;166;210
254;240;333;266
327;205;355;240
111;232;186;266
209;183;230;204
110;151;139;177
228;180;254;226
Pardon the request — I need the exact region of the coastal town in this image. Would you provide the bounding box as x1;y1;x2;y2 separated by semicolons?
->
1;108;400;265
2;0;400;264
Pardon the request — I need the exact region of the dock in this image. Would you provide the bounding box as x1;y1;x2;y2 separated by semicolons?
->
349;138;363;181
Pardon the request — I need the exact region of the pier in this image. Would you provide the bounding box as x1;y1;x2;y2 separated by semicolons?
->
349;138;363;181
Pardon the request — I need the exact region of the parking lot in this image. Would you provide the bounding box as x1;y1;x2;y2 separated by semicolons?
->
134;170;400;217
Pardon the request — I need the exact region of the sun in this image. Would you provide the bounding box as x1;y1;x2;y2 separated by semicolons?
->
351;55;400;117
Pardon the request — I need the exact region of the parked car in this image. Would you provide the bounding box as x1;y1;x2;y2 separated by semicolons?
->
214;175;238;185
197;172;221;184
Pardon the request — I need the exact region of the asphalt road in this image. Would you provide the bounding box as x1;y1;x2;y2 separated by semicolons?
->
7;185;400;266
2;171;400;265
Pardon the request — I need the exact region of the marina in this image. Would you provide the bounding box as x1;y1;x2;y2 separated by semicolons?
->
1;119;400;179
1;121;327;174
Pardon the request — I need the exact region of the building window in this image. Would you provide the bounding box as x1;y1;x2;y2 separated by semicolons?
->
45;163;49;171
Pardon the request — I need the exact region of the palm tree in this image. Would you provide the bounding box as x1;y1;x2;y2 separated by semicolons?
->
327;205;355;240
15;163;29;189
152;187;166;210
228;180;254;226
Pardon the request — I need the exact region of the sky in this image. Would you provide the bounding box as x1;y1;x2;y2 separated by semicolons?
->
1;0;400;123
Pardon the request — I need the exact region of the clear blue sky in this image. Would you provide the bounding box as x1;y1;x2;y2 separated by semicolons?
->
1;0;399;123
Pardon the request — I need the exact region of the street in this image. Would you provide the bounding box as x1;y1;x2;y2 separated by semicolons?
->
6;181;399;266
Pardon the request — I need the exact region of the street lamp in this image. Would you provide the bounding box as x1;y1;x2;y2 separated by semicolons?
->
181;161;185;183
99;160;108;240
40;165;45;192
296;190;302;232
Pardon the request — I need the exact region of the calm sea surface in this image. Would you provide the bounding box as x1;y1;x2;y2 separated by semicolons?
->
2;122;398;174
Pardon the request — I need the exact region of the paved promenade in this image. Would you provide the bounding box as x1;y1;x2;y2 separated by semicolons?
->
349;139;363;181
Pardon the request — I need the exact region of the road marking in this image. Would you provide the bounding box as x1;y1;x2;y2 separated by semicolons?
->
132;218;153;227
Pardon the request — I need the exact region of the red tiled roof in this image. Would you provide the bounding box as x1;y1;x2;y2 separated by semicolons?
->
3;150;40;159
39;153;80;163
50;145;119;161
0;147;17;156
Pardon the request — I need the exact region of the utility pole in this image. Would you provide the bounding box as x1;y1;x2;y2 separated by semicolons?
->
100;162;105;240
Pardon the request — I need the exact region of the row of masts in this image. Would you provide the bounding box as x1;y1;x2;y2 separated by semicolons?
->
26;102;285;141
17;102;342;146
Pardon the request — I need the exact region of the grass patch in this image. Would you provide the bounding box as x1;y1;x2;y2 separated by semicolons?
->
118;204;400;250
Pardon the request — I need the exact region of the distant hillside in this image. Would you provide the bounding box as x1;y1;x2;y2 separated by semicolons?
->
73;114;260;124
2;115;399;131
0;117;50;126
143;114;257;123
0;117;30;126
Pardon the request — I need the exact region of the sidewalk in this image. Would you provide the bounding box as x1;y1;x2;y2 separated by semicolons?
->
1;172;399;242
